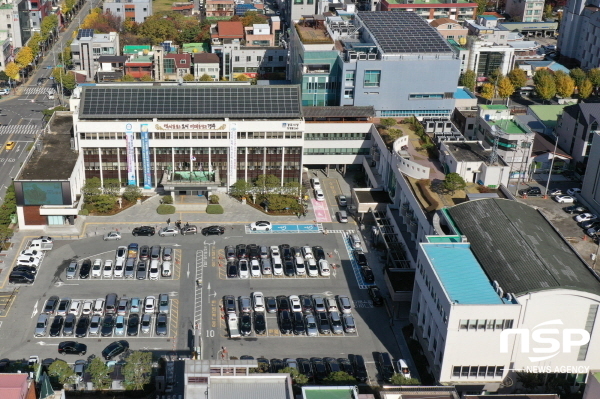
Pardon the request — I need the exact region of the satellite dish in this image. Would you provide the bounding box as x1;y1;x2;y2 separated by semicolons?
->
502;376;514;387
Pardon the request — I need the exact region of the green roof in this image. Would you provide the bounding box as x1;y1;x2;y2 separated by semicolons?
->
182;43;211;53
304;388;355;399
123;45;151;54
386;0;473;4
127;55;153;63
480;104;508;110
528;104;567;129
488;119;527;134
594;372;600;382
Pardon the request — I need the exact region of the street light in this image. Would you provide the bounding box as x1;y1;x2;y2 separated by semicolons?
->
543;130;559;197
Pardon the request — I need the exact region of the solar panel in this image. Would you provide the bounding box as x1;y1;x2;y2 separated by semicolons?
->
357;11;453;54
77;29;94;39
79;86;302;119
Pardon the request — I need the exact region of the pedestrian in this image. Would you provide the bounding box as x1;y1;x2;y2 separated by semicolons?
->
167;218;171;225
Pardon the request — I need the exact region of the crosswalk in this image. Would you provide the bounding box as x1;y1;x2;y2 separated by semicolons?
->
23;87;56;95
0;125;41;135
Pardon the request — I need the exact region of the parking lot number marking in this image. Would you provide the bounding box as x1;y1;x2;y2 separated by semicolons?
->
206;330;214;337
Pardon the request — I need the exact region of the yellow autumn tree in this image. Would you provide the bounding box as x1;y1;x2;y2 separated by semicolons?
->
15;46;34;69
5;62;20;80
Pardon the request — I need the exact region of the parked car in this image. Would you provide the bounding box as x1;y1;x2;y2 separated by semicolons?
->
35;314;49;336
548;188;563;196
130;298;141;313
239;296;252;313
102;340;129;360
369;286;384;307
145;296;156;313
312;246;325;261
312;295;326;312
575;213;597;223
75;316;90;338
114;316;126;336
324;357;341;374
49;316;64;337
162;261;172;277
100;315;115;337
156;313;168;336
162;247;173;261
279;310;293;334
261;258;272;275
65;261;78;279
141;314;152;334
13;265;37;275
378;352;395;383
299;295;314;315
69;300;82;315
564;205;588;214
240;313;252;336
250;221;271;231
254;312;266;334
239;259;249;278
342;313;356;333
284;260;295;276
270;246;280;258
248;244;260;259
361;266;375;283
518;187;542;197
293;311;306;335
272;257;283;275
58;341;87;356
227;261;238;278
289;295;302;313
236;244;248;259
336;295;352;314
117;298;129;316
44;296;60;315
136;261;147;280
148;261;160;280
132;226;155;236
159;227;179;237
353;250;368;266
305;314;318;336
8;271;35;284
265;296;277;314
201;225;224;236
319;259;331;276
297;358;314;380
89;315;102;335
62;314;76;336
329;312;343;334
181;225;199;235
57;298;71;316
349;354;368;382
93;299;105;316
317;312;331;334
116;246;127;262
159;294;169;314
554;195;575;203
567;188;582;196
314;189;325;201
127;314;139;336
250;259;261;277
252;292;265;312
139;245;150;260
337;195;348;206
79;260;92;279
223;295;236;314
311;358;327;381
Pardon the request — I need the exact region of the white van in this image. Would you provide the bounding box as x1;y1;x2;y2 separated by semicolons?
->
162;261;172;277
319;259;330;276
349;233;362;249
396;359;411;378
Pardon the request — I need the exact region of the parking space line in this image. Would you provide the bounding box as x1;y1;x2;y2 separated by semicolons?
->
170;299;179;340
173;249;182;280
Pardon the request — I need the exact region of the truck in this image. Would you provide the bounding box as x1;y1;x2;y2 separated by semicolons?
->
28;237;53;251
227;314;240;338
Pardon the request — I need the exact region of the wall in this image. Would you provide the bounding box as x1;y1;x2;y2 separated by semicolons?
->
581;132;600;215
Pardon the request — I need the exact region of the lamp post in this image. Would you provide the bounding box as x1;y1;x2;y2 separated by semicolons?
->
543;131;559;197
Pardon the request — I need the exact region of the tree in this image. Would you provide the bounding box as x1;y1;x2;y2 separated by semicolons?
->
266;194;297;211
487;68;504;89
82;177;102;203
230;179;252;198
183;73;195;81
254;174;280;193
41;14;58;40
533;68;552;86
279;367;309;385
94;194;116;213
588;68;600;91
140;74;153;81
507;68;527;89
579;79;593;99
390;373;421;385
5;62;19;80
48;359;76;385
28;33;42;58
103;178;121;196
554;72;575;98
497;76;515;103
535;74;556;102
323;371;357;385
122;351;152;390
481;83;495;102
60;41;73;68
380;118;397;129
199;73;213;81
122;185;142;202
121;74;135;82
284;181;303;197
241;11;267;27
0;224;13;245
475;0;486;15
459;69;476;91
544;4;553;19
236;74;249;81
88;357;113;390
51;68;76;91
570;68;587;90
516;372;544;392
138;15;179;44
443;172;467;194
41;106;69;118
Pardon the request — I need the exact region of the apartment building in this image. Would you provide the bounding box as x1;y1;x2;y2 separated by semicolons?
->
103;0;152;24
505;0;544;22
557;0;600;68
71;30;120;81
380;0;477;21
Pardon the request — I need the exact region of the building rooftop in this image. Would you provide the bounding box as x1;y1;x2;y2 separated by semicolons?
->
355;189;393;204
531;132;571;159
126;55;153;64
524;60;570;74
357;11;455;54
385;0;475;5
210;377;292;399
498;21;559;31
216;21;244;38
302;387;357;399
79;85;302;119
182;42;211;53
429;17;461;28
98;55;127;63
302;106;375;118
18;114;76;180
480;104;508;110
564;103;600;126
455;87;476;99
421;243;504;305
123;45;151;54
488;119;527;134
0;374;28;399
445;142;506;165
528;104;568;130
295;23;334;45
194;53;221;63
447;198;600;296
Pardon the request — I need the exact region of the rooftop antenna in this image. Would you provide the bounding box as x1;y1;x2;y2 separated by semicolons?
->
489;125;499;165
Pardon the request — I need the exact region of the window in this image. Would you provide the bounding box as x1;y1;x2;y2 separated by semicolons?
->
344;89;354;99
345;71;355;86
234;56;239;62
447;24;453;29
180;59;187;64
410;93;444;99
246;56;251;62
257;56;262;62
143;7;147;11
268;56;273;62
279;56;284;62
364;70;381;87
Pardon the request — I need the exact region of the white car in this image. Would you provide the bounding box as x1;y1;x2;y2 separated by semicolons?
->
91;259;103;278
145;296;156;313
311;178;321;189
319;259;330;276
93;299;105;315
270;246;280;258
252;292;265;312
159;227;179;237
103;231;122;241
250;259;261;277
575;213;598;223
81;300;93;315
148;261;160;280
161;261;172;277
250;221;271;231
554;195;575;203
314;189;325;201
69;300;81;315
0;88;9;95
102;260;114;278
567;188;581;196
16;256;41;266
272;256;283;276
239;259;249;279
302;246;314;259
113;259;125;278
20;249;43;260
289;295;302;313
116;246;127;263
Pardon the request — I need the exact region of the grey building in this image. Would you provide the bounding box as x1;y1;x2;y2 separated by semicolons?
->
558;0;600;68
71;30;120;81
555;103;600;174
103;0;152;24
581;131;600;215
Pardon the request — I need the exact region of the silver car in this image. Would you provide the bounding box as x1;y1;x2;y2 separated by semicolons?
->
35;314;49;337
156;313;168;336
141;314;152;334
239;296;252;313
124;258;135;279
330;311;343;335
103;231;122;241
159;294;169;314
159;227;179;237
114;315;126;336
66;261;78;279
305;314;318;337
56;298;71;316
89;315;102;335
342;313;356;333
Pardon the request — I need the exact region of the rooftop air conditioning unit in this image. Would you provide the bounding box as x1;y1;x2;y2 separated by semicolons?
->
358;53;367;60
367;53;376;60
348;51;357;61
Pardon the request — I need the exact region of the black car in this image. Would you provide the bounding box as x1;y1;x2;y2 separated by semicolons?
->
297;358;314;380
139;245;150;260
284;261;296;276
63;314;76;336
101;315;115;337
564;205;588;214
338;358;354;375
280;244;292;260
136;261;147;280
349;354;368;382
279;310;293;334
240;313;252;336
248;244;260;259
8;271;35;284
223;295;236;314
369;286;384;307
79;260;92;279
270;358;284;373
13;265;37;275
75;316;90;338
291;246;302;258
581;220;600;229
227;262;238;278
299;295;314;315
276;296;291;312
58;341;87;355
324;357;341;374
518;186;542;197
353;250;368;266
361;266;375;283
257;357;270;372
236;244;248;259
310;357;327;381
202;225;225;236
102;340;129;360
132;226;155;237
312;246;325;261
317;312;331;334
292;311;306;335
49;316;64;337
378;352;395;383
44;296;60;315
127;314;140;336
265;296;277;314
254;312;266;334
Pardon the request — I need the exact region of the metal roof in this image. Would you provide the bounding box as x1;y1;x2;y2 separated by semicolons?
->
302;106;375;118
79;86;303;119
447;198;600;296
210;378;292;399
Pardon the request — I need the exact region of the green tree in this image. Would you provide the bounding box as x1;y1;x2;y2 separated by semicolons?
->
122;351;152;390
533;68;552;86
443;172;467;194
41;106;69;118
121;74;135;82
284;180;303;197
507;68;527;89
183;73;195;81
51;68;76;90
138;16;179;44
103;178;121;197
162;194;174;204
459;69;476;91
535;73;557;102
554;71;575;98
254;174;280;193
88;357;113;390
94;194;116;213
380;118;397;129
279;367;309;385
516;372;544;392
41;14;58;40
60;40;73;68
266;194;297;211
323;371;357;385
82;177;102;203
588;68;600;91
28;33;42;58
570;68;587;90
199;73;213;81
0;225;14;245
209;194;220;204
475;0;486;15
487;68;504;89
140;74;153;81
544;4;553;19
497;76;515;103
241;11;268;26
481;83;495;102
390;373;421;385
579;79;593;99
230;179;252;198
48;359;76;385
122;185;142;202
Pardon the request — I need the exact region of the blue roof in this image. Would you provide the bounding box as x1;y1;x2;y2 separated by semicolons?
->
421;243;504;305
455;87;476;99
480;15;497;19
525;60;570;74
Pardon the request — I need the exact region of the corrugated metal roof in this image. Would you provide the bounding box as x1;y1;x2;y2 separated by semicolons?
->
302;106;374;118
211;379;291;399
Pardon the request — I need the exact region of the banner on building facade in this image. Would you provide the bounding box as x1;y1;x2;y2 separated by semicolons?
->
141;124;152;189
228;122;237;187
125;123;136;186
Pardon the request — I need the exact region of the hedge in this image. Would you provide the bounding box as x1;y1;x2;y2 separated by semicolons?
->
156;204;176;215
78;209;89;216
206;204;224;214
416;179;439;212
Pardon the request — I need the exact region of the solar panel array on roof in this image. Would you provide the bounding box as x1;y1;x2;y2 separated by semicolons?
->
77;29;94;39
79;86;302;119
357;11;454;54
